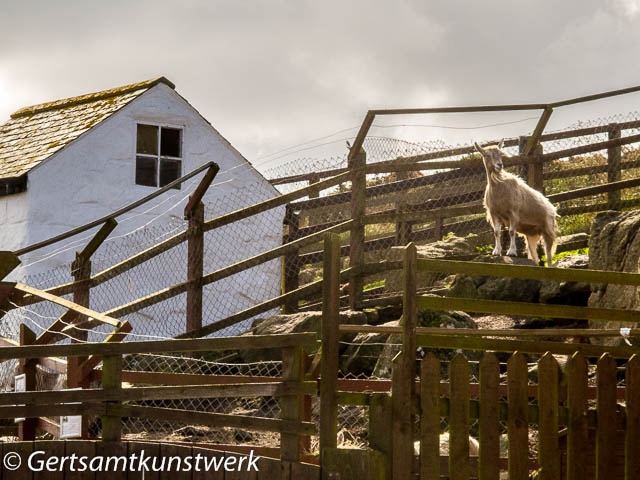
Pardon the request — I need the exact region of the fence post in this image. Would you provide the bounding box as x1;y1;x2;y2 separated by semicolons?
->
518;136;530;180
186;201;204;333
320;233;341;466
402;243;417;382
281;346;304;466
528;143;544;193
395;170;411;246
308;173;321;199
67;252;92;438
369;393;393;480
17;324;36;441
283;207;301;314
101;354;122;442
349;148;366;310
608;122;622;209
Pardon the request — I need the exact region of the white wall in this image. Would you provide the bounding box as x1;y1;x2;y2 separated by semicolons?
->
1;84;283;338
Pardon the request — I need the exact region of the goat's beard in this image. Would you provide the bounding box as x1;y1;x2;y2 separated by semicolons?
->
489;169;508;183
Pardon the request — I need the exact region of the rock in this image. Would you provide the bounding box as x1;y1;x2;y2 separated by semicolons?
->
341;327;398;377
239;310;367;363
448;256;541;303
384;234;483;292
527;355;569;383
539;254;590;305
174;426;208;437
587;211;640;345
375;305;403;324
369;308;479;378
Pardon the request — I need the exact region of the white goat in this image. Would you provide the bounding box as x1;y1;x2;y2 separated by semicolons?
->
473;140;558;267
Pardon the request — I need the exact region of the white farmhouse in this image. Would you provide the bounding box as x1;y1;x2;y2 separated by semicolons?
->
0;77;283;338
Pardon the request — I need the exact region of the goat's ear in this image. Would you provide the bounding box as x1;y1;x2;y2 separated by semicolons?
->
498;138;504;150
473;142;484;154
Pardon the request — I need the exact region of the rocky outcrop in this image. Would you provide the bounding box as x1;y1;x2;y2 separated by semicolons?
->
587;210;640;345
341;309;478;377
538;254;590;305
238;310;367;363
447;256;541;303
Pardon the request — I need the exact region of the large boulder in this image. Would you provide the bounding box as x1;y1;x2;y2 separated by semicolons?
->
587;210;640;345
383;234;485;292
342;308;478;378
238;310;367;363
447;256;541;303
538;254;590;305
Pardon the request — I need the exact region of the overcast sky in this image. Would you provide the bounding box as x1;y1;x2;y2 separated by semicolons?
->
2;0;640;174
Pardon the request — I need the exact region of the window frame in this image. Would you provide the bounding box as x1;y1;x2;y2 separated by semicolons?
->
135;122;184;189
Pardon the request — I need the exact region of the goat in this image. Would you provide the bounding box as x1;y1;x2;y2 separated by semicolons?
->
473;140;558;267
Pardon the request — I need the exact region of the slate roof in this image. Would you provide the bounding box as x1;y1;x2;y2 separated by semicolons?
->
0;77;175;180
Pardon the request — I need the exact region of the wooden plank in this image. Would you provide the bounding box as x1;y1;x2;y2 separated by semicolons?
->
127;441;161;480
36;417;60;437
479;353;500;480
392;353;413;480
342;324;640;338
14;283;121;328
186;201;204;333
95;441;128;480
191;446;225;480
507;352;529;480
538;353;560;480
523;106;553;156
0;333;317;360
449;353;470;480
0;251;20;280
101;355;122;442
75;219;118;267
608;123;622;208
184;162;220;217
3;441;34;480
18;323;37;441
420;354;441;480
320;233;340;452
280;346;304;462
159;443;192;480
79;321;133;380
596;353;617;480
402;243;417;382
117;370;281;386
225;451;259;480
416;258;640;286
417;296;640;325
65;440;97;480
626;355;640;480
566;352;588;480
349;148;366;309
0;381;317;406
0;403;104;420
290;461;320;480
33;440;64;480
282;210;300;314
369;393;393;480
108;405;315;437
256;456;281;480
416;333;638;359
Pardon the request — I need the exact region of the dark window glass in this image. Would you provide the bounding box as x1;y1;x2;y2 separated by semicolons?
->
136;124;158;155
159;159;181;188
160;127;181;158
136;156;157;187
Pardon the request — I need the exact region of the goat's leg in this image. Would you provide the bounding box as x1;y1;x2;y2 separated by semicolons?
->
542;232;556;267
506;220;518;256
492;218;503;255
525;234;540;265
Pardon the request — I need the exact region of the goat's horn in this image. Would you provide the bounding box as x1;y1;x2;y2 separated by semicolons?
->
498;138;504;149
473;142;484;153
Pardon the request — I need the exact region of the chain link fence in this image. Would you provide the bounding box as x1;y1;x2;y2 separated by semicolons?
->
1;110;639;448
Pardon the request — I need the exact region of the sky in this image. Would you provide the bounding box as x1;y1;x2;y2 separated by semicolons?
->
2;0;640;176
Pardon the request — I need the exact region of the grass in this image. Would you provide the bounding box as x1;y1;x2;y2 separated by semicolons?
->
363;279;385;291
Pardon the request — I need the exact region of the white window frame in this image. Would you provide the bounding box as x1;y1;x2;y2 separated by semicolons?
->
135;122;184;188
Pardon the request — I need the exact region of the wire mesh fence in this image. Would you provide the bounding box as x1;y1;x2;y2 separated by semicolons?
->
1;109;640;449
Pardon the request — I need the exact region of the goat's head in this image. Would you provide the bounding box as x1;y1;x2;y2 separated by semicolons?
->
474;140;504;173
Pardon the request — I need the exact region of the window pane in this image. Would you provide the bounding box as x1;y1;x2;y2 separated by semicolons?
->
159;159;181;188
136;124;158;155
160;127;181;158
136;156;157;187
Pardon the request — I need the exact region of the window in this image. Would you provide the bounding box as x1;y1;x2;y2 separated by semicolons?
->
135;124;182;188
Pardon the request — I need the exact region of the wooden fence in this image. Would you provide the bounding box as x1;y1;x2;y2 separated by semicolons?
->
276;119;640;311
319;234;640;479
0;329;317;475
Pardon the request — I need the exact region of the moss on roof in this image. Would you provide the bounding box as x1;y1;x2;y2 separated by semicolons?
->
0;77;174;180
